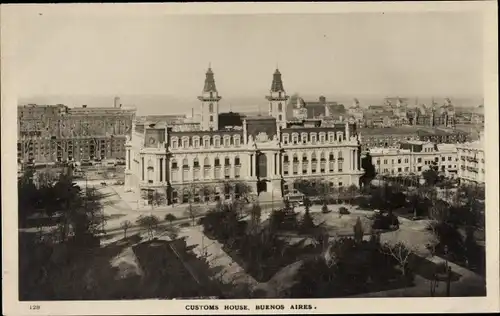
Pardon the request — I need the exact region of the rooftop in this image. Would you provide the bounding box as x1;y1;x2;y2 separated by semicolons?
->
369;147;411;155
358;126;421;135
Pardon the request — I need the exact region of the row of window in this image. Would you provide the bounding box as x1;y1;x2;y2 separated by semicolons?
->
281;132;347;145
170;134;241;149
283;151;344;162
171;167;241;182
375;156;457;165
171;156;241;169
283;161;344;175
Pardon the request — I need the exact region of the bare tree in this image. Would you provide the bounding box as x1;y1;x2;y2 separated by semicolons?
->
120;220;132;238
380;241;413;277
182;183;203;226
184;203;202;226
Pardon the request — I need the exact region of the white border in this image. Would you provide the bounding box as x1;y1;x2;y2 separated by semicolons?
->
2;2;499;315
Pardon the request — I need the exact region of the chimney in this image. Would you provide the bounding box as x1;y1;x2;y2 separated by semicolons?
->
114;96;121;108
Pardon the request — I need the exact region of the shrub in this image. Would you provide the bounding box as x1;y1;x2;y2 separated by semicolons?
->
339;207;350;215
321;204;330;214
372;213;399;230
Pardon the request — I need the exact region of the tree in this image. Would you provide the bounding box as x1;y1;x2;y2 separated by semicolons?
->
233;180;253;202
164;213;177;226
300;200;315;233
185;203;202;226
353;217;364;244
380;241;413;277
247;202;262;235
120;220;132;238
136;214;160;239
346;184;358;205
422;162;439;186
429;200;450;223
360;153;376;190
151;191;165;208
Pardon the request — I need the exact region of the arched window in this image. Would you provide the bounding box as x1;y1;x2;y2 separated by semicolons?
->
193;157;200;168
278;103;283;111
204;157;210;167
182;158;189;169
278;114;282;121
209;103;214;113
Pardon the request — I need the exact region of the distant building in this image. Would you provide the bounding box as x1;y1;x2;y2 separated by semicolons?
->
368;140;458;178
358;127;420;151
17;102;136;164
456;132;485;184
347;98;364;123
416;128;468;144
287;95;345;120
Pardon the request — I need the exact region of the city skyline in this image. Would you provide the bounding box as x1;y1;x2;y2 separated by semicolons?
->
14;10;484;112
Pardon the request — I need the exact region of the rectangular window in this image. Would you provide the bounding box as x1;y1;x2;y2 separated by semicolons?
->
234;138;240;147
417;166;422;171
214;158;220;167
397;159;401;164
338;162;343;172
417;158;422;163
204;138;209;149
442;157;445;161
235;157;240;166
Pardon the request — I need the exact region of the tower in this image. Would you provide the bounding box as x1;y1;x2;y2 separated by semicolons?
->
265;68;289;128
198;65;221;131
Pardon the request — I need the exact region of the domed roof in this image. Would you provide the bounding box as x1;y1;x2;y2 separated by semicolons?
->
288;94;306;109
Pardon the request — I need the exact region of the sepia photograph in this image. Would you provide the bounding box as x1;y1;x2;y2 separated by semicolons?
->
2;2;499;315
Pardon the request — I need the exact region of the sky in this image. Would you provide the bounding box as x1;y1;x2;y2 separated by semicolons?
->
9;7;485;114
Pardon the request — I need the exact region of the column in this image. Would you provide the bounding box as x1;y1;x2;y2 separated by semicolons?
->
298;152;303;175
213;155;217;179
230;155;235;178
165;157;168;183
354;149;358;170
250;154;254;177
156;157;160;183
188;156;194;181
307;151;312;174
